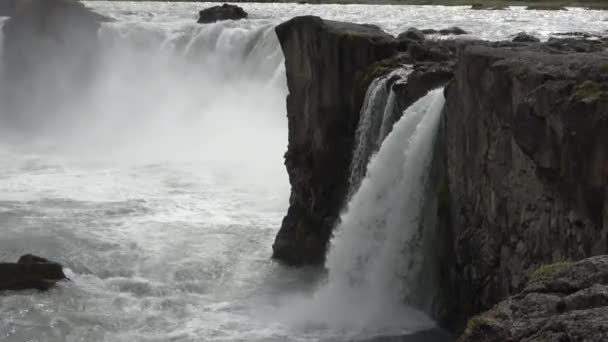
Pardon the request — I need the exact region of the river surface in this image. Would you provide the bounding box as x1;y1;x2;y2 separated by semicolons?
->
0;2;605;341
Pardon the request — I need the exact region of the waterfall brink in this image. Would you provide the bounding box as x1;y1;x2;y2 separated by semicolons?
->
290;88;445;338
348;67;411;195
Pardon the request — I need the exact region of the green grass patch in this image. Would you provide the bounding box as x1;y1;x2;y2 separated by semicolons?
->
529;261;573;281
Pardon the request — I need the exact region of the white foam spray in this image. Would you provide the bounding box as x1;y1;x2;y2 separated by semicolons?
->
283;88;445;339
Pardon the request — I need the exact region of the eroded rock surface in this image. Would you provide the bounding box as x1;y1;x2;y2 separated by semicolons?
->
443;39;608;331
459;256;608;342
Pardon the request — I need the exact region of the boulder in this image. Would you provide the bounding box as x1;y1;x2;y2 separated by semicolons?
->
439;27;468;35
512;32;540;43
470;4;508;10
0;254;67;291
527;4;568;10
459;256;608;342
421;27;468;36
397;27;425;42
197;4;247;24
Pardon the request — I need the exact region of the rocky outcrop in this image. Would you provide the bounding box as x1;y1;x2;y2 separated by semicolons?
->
0;254;67;291
272;14;608;339
197;4;247;24
512;32;540;43
459;256;608;342
443;39;608;332
271;16;397;265
272;17;458;266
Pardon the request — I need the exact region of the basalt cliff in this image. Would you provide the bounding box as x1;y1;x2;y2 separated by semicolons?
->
272;15;608;340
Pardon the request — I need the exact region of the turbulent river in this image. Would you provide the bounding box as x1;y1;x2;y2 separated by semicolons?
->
0;2;605;341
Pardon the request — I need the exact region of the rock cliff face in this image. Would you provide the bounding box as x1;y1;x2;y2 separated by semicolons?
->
443;41;608;330
271;16;397;265
272;16;455;266
272;14;608;339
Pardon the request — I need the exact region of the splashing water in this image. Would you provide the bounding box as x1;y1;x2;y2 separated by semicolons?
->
283;89;445;339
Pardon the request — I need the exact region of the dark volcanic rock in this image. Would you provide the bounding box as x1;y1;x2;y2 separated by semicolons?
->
197;4;247;24
398;27;425;42
421;27;468;36
470;4;508;10
459;256;608;342
0;254;67;291
443;39;608;332
512;32;540;43
271;16;396;265
439;27;468;35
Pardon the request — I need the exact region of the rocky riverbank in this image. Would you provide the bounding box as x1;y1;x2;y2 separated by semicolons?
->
272;15;608;339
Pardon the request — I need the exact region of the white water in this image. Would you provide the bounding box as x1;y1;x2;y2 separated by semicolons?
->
0;2;605;341
282;89;445;340
349;67;410;193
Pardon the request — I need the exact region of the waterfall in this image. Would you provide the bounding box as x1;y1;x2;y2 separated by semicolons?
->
348;67;411;194
0;18;287;169
291;88;445;338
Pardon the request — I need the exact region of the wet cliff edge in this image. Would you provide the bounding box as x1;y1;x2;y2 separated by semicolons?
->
271;15;608;339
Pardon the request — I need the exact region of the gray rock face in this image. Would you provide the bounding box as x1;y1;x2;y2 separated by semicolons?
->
271;16;397;265
443;40;608;331
197;4;247;24
272;16;457;266
0;254;67;291
459;256;608;342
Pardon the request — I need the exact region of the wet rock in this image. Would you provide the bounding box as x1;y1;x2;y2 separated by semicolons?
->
271;16;396;265
0;254;67;291
470;4;508;10
439;27;468;35
512;32;540;43
526;4;568;10
459;256;608;342
197;3;247;24
398;27;425;42
421;27;468;36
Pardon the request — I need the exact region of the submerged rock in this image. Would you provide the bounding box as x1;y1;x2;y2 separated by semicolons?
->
197;4;247;24
512;32;540;43
459;256;608;342
398;27;425;42
421;27;468;36
0;254;67;291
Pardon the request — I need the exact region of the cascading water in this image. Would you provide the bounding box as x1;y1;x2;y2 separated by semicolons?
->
285;88;445;339
348;67;411;194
